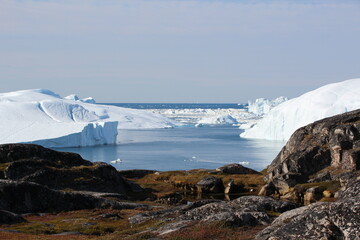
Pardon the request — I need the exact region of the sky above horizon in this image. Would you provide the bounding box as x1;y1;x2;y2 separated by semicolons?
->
1;0;360;103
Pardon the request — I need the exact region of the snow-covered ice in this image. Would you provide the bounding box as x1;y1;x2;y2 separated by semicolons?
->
0;89;180;147
110;158;123;164
247;96;288;115
148;108;257;126
198;114;238;125
241;78;360;141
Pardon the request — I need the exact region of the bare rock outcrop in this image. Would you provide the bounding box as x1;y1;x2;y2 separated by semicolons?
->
129;196;299;235
0;180;148;214
216;163;260;175
0;144;143;196
260;109;360;196
256;179;360;240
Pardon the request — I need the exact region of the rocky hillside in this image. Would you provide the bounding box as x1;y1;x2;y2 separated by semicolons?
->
260;109;360;201
1;113;360;240
0;144;147;214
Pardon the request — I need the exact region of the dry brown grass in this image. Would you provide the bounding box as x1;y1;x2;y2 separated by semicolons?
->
132;169;265;199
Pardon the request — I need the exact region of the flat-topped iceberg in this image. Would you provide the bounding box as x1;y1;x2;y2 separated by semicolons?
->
241;78;360;141
0;89;180;147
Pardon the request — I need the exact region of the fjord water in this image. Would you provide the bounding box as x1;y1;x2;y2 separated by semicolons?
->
59;125;285;172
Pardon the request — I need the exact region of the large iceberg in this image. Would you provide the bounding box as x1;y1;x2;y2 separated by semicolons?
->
0;89;180;147
241;78;360;141
247;96;288;116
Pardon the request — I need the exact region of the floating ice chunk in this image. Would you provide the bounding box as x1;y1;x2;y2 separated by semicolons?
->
239;161;249;165
198;115;238;125
110;158;123;164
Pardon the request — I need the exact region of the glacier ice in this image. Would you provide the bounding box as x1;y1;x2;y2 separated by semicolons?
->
81;97;96;104
241;78;360;141
247;96;288;116
0;89;180;147
28;122;119;148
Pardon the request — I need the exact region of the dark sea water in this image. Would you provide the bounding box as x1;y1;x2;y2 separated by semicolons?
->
60;126;284;171
58;103;284;171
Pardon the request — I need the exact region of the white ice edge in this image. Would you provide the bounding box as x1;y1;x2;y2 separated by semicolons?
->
241;78;360;141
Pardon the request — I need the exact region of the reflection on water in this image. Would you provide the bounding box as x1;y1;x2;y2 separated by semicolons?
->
57;126;285;171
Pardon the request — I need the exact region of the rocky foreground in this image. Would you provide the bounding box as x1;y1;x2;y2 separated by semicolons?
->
0;110;360;239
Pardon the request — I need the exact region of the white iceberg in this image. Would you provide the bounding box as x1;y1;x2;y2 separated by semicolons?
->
247;96;288;116
0;89;180;147
150;108;256;126
64;94;96;104
241;78;360;141
81;97;96;104
198;114;238;125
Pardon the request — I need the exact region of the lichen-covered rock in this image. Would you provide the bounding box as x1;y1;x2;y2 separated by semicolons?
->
338;178;360;199
196;176;224;193
263;109;360;196
257;197;360;240
0;144;90;166
0;144;143;196
216;163;260;175
256;180;360;240
130;196;299;234
0;180;148;214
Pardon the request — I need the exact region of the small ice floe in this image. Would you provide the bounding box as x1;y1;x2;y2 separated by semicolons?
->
195;123;203;127
238;161;249;165
192;156;196;159
110;158;122;164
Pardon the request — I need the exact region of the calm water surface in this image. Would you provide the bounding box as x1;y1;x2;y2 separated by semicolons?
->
58;126;284;171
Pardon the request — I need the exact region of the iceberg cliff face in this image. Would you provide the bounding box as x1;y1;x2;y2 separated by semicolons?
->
241;78;360;141
0;89;180;147
28;121;118;148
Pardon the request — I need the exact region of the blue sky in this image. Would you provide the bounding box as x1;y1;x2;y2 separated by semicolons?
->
1;0;359;102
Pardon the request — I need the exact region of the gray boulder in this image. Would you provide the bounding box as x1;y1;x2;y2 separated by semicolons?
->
196;176;224;193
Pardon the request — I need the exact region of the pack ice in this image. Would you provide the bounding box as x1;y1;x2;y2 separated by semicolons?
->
0;89;179;147
241;78;360;141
